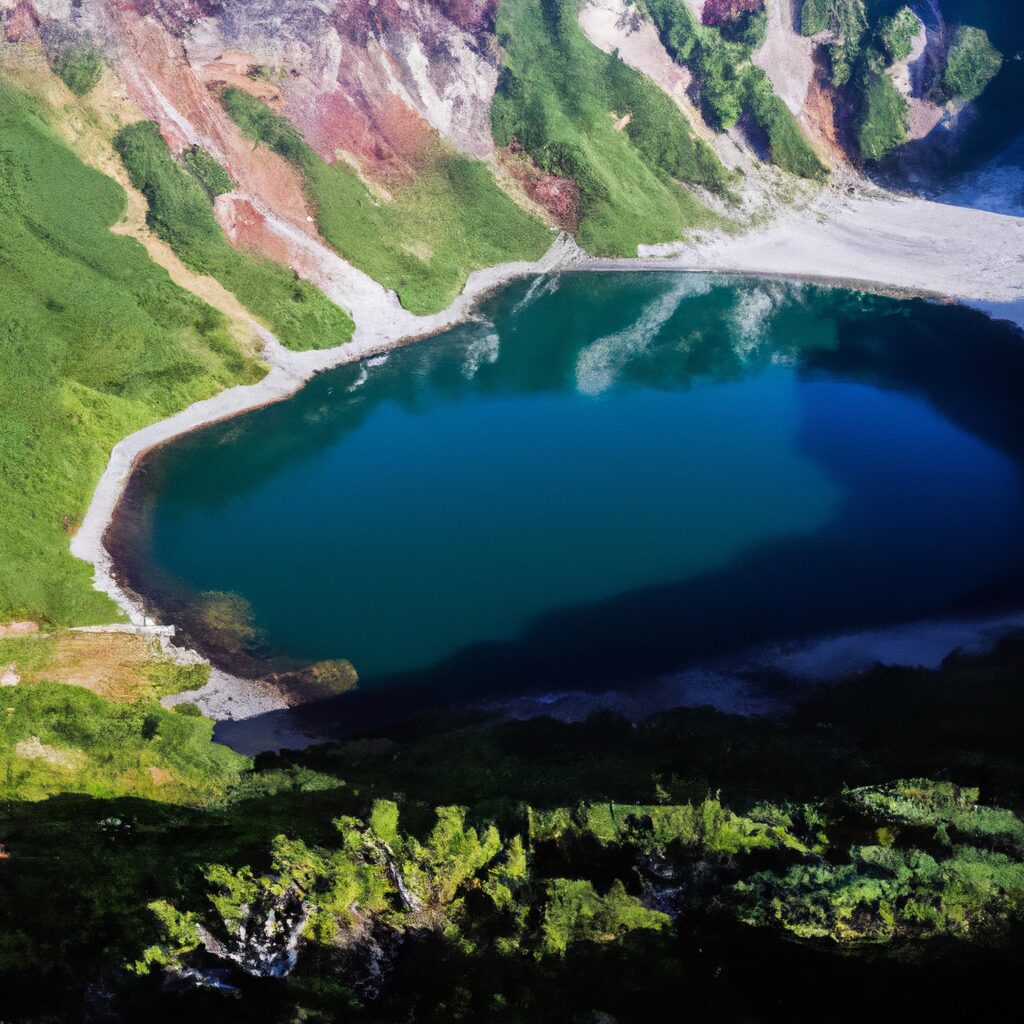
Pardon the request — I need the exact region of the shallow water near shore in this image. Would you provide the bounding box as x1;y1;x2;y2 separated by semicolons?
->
112;273;1024;718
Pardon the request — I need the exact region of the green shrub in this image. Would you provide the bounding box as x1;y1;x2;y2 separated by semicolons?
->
744;66;828;179
740;843;1024;942
540;879;669;955
643;0;825;179
856;60;909;162
113;120;353;350
220;87;310;166
943;25;1003;101
49;40;104;97
877;6;920;64
181;145;234;198
800;0;867;85
800;0;830;35
221;86;553;312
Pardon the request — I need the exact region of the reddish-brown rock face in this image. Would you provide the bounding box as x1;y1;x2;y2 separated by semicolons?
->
0;0;572;292
3;0;40;43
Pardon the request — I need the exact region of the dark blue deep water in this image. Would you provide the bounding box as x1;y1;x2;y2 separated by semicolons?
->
115;274;1024;708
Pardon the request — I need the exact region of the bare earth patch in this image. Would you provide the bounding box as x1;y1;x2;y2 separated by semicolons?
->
753;0;816;117
15;737;86;772
0;621;39;638
6;631;185;703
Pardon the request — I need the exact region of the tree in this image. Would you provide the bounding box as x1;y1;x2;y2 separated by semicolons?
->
943;26;1003;101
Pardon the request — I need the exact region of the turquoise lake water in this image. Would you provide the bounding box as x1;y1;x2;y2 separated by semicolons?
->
114;274;1024;701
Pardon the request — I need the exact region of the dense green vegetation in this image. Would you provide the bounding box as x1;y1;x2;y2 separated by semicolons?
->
47;36;104;97
113;121;353;351
181;144;235;199
801;0;868;86
703;0;768;49
0;82;262;626
3;633;1024;1019
855;59;909;162
743;66;829;179
490;0;728;255
877;5;919;64
0;679;245;803
798;1;1006;164
642;0;827;179
942;25;1004;101
220;87;552;314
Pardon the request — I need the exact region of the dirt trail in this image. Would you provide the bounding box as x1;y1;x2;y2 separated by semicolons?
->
752;0;816;117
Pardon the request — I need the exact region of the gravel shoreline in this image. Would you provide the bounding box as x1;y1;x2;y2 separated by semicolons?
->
69;187;1024;726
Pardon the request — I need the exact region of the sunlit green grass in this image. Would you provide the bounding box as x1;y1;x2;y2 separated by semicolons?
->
0;82;263;625
0;680;247;804
114;121;353;351
491;0;730;255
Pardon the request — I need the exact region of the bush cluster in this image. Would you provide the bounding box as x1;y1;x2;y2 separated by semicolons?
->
942;25;1004;101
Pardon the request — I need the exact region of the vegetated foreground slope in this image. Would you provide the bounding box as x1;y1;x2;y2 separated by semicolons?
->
3;635;1024;1020
0;80;263;626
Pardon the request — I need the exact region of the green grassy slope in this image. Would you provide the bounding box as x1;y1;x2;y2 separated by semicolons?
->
220;87;553;315
492;0;729;255
113;121;353;351
0;82;263;626
0;679;247;803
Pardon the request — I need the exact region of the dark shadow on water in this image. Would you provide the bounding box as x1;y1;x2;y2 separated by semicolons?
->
217;503;1024;751
102;275;1024;750
217;294;1024;750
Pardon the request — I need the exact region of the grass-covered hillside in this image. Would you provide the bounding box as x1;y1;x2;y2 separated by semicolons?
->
220;87;554;316
492;0;732;255
0;81;264;627
3;634;1024;1021
114;121;354;352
